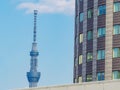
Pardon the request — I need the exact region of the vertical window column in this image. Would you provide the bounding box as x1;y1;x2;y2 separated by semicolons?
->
82;0;87;82
92;0;98;81
74;0;80;83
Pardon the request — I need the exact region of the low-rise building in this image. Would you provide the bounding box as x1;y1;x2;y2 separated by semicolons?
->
15;80;120;90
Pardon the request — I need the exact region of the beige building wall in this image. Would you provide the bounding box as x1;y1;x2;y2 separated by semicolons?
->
105;0;113;80
16;80;120;90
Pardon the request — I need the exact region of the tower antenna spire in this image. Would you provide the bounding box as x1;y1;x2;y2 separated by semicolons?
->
27;10;40;88
33;10;37;42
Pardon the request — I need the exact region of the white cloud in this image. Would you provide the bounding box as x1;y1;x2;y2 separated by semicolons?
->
17;0;75;15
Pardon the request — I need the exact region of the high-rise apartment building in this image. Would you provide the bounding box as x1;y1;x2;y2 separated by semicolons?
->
74;0;120;83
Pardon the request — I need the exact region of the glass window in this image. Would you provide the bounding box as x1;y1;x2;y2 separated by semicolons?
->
79;33;83;43
80;12;84;22
113;48;120;58
98;27;106;37
75;16;79;25
97;72;104;81
79;55;82;64
86;74;92;82
79;76;82;82
114;2;120;12
87;31;93;40
76;0;80;6
113;25;120;35
97;50;105;60
113;71;120;79
98;5;106;15
75;78;77;83
76;0;79;3
87;52;93;62
88;9;93;18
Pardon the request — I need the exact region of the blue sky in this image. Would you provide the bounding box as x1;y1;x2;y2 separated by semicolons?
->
0;0;74;90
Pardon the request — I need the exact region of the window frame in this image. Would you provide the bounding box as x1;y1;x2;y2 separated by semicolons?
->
97;72;105;81
87;52;93;62
113;25;120;35
114;2;120;12
79;55;83;64
87;8;93;19
79;76;82;82
113;71;120;79
86;74;92;82
87;30;93;40
98;5;106;16
97;49;105;60
113;48;120;58
79;33;83;43
80;12;84;22
98;27;106;38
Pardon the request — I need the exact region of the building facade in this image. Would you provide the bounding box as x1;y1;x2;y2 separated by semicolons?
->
74;0;120;83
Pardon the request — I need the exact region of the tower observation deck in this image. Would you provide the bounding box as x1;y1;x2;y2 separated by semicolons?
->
27;10;40;87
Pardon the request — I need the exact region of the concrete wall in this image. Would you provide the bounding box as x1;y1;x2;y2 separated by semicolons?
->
16;80;120;90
